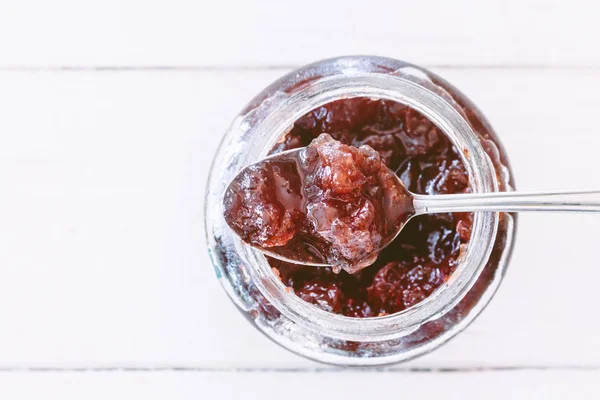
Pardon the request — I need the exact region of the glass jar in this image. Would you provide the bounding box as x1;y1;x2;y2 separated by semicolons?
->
205;56;516;366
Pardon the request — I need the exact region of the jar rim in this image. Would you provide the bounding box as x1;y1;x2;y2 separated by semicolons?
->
231;67;500;341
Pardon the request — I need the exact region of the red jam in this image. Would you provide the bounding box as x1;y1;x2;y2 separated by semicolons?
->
223;134;413;273
266;98;473;317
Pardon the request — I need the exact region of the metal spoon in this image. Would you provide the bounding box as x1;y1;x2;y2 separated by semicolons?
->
224;146;600;270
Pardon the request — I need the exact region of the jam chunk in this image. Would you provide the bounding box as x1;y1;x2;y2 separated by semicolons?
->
222;159;304;248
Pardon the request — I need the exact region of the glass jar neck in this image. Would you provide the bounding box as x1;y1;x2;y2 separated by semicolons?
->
236;70;499;341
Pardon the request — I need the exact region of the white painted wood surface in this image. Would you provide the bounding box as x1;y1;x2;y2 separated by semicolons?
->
2;0;600;397
0;370;596;399
2;0;600;67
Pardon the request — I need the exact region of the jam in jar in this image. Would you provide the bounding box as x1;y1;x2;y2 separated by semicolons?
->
264;97;473;317
205;56;515;365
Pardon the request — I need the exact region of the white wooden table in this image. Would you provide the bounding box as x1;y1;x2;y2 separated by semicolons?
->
1;1;600;398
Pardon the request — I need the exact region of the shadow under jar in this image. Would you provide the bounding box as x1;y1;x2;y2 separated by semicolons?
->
205;56;516;366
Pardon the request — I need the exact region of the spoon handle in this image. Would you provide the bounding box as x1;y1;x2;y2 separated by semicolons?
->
413;189;600;214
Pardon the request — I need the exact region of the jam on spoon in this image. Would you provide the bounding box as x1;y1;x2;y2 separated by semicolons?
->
223;134;415;273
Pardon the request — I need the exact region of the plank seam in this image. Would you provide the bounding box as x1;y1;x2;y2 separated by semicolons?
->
3;64;600;72
0;366;595;373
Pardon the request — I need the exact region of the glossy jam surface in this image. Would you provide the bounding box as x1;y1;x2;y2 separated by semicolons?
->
268;98;473;317
223;134;413;273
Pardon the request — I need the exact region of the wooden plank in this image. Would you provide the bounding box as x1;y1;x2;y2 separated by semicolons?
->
0;68;599;368
0;370;597;399
1;0;600;67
